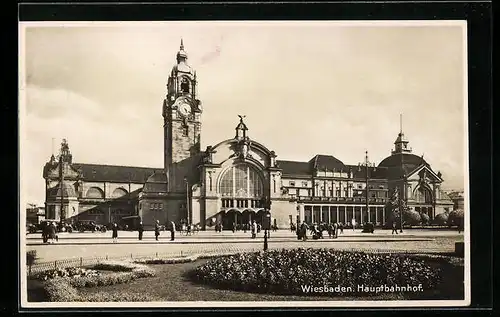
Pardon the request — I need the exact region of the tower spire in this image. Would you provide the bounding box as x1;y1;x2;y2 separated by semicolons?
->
400;113;403;134
180;38;184;50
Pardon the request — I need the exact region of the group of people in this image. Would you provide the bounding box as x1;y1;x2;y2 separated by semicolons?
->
110;220;178;242
41;222;59;244
295;222;345;241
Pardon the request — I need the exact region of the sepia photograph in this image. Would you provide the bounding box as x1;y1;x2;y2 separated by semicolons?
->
19;21;469;308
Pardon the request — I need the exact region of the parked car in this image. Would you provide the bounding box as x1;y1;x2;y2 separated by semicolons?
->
362;222;375;233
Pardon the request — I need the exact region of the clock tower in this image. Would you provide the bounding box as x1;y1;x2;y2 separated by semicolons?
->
163;39;203;192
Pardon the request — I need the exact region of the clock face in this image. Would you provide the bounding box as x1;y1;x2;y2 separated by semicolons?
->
178;102;191;117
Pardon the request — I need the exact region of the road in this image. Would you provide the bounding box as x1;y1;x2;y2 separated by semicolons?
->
24;229;464;263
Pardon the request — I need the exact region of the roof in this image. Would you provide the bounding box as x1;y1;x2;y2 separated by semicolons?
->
346;165;389;180
72;163;160;183
309;154;346;171
277;160;310;176
378;153;427;169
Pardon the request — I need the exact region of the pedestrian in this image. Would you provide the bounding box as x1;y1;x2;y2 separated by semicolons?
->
42;222;48;243
296;221;302;240
300;222;309;241
49;222;57;244
391;221;398;235
232;222;236;233
112;223;118;243
351;218;356;231
138;221;144;241
251;220;257;239
333;222;338;238
170;221;176;241
339;222;344;234
155;220;160;241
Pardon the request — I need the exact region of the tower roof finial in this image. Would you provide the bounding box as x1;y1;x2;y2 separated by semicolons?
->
400;113;403;135
180;38;184;50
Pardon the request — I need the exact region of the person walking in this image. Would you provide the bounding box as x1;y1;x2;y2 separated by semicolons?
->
351;218;356;231
300;222;309;241
333;222;338;238
170;221;176;241
48;222;57;244
391;221;398;235
251;220;257;239
155;220;161;241
112;223;118;243
138;221;144;241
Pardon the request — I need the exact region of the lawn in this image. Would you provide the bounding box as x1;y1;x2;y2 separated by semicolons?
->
28;253;464;302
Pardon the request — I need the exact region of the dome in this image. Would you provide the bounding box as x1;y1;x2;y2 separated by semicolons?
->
378;153;428;175
48;181;77;198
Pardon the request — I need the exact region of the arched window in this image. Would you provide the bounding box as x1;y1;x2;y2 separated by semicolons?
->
415;186;433;204
85;187;104;199
180;77;190;94
219;164;264;198
111;188;128;198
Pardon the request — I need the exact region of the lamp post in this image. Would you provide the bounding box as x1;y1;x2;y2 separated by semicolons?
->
263;196;271;251
184;177;190;225
358;151;372;225
400;174;407;233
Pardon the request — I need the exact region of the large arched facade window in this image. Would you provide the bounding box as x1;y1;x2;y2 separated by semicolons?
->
111;188;128;198
414;185;433;204
85;187;104;199
219;163;264;198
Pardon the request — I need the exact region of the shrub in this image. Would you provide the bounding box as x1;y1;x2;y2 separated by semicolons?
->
448;210;464;226
420;213;430;225
189;249;442;296
433;212;449;225
41;260;156;302
402;210;422;226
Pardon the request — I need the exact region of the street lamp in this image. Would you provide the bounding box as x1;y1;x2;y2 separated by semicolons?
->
358;151;373;225
184;177;190;225
262;196;271;251
400;173;407;233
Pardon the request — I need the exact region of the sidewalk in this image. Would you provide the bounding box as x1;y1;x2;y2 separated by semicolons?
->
26;228;461;240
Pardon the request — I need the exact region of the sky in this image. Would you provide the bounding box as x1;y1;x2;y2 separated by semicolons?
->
19;21;467;206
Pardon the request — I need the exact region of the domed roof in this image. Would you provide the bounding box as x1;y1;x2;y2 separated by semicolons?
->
48;181;77;198
378;153;427;174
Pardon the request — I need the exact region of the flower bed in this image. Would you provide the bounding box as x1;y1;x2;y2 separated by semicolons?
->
41;260;156;302
32;267;101;281
189;249;447;296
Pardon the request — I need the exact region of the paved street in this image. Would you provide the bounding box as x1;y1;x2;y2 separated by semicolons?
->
25;229;464;263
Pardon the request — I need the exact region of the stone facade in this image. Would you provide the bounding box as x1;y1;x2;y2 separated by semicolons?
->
42;41;455;230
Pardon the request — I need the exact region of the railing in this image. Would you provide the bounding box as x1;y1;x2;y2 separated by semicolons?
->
297;196;387;203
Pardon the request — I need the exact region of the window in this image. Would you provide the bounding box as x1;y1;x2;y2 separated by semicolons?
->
159;203;163;209
302;181;308;187
358;184;363;189
219;164;264;198
379;185;384;189
290;181;296;187
183;125;189;136
181;77;190;93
